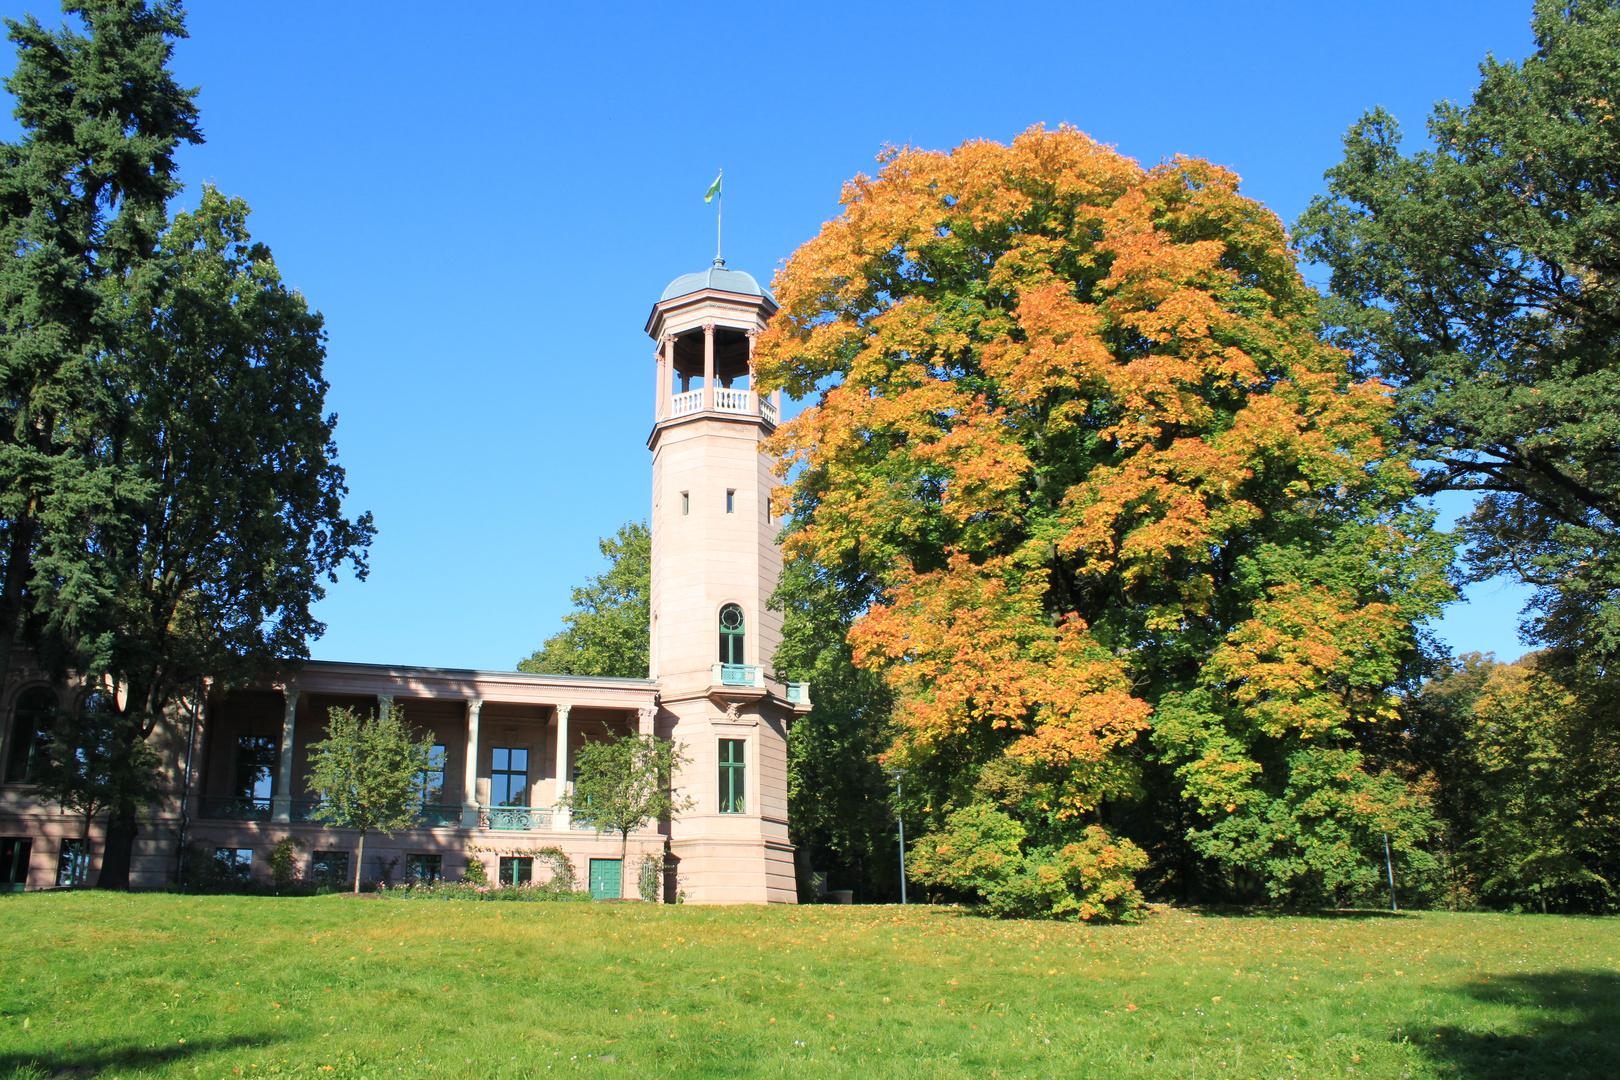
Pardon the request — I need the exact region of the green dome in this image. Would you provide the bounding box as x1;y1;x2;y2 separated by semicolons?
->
660;263;773;303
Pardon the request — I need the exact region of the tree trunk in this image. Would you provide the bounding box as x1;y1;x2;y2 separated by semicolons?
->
354;830;365;894
96;806;139;890
621;829;630;899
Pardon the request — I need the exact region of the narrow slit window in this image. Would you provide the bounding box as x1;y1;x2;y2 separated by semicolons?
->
681;491;690;515
726;489;735;513
718;739;745;814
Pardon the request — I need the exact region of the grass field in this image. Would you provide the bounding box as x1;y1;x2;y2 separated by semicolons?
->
0;894;1614;1080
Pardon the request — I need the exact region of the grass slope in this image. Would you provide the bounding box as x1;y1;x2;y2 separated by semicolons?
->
0;894;1614;1079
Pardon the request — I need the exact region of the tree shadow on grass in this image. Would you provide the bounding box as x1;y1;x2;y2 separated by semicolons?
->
0;1032;282;1078
1413;970;1620;1080
1180;905;1408;920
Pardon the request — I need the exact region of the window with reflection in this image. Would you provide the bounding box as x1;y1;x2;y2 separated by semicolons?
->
719;604;745;665
491;747;528;806
415;744;447;806
4;687;56;782
235;735;278;803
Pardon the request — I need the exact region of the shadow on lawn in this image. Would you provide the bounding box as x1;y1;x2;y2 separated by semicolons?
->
1181;905;1408;920
0;1032;281;1078
1413;969;1620;1080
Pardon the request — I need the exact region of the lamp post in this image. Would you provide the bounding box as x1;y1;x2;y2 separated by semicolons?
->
892;768;907;905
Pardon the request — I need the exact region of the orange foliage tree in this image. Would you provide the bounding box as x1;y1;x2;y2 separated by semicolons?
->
757;127;1456;905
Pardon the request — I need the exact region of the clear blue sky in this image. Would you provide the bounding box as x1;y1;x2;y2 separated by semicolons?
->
3;0;1543;669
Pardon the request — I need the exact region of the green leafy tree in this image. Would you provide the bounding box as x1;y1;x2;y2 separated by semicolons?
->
29;690;161;879
563;732;691;897
520;521;649;678
304;705;435;894
1297;0;1620;668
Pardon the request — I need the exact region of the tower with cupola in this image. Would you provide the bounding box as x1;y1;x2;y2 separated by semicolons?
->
646;259;807;904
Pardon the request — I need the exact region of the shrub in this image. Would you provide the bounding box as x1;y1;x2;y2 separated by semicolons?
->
461;853;490;886
908;804;1148;921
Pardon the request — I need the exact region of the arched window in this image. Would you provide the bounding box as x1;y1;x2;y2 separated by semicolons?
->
5;687;58;783
718;604;745;666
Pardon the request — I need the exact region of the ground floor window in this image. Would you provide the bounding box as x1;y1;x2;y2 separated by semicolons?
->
56;838;88;887
406;854;442;882
718;738;746;814
215;847;252;879
499;856;532;885
588;858;621;900
2;837;31;891
311;851;349;886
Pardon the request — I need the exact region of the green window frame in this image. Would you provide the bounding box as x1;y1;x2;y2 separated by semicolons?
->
719;604;745;665
406;854;442;882
718;738;745;814
215;847;252;879
499;856;532;885
311;851;349;886
5;687;56;782
56;838;87;887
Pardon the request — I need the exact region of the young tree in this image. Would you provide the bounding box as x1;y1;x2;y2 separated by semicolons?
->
1297;0;1620;669
519;521;649;678
28;690;161;882
755;126;1455;903
0;0;202;711
304;705;435;894
563;733;690;897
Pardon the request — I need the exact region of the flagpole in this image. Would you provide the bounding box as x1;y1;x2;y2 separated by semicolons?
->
716;169;723;266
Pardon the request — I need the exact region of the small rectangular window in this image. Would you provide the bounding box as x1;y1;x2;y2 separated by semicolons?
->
718;739;745;814
3;837;32;890
311;851;349;886
406;854;442;882
499;856;533;885
215;847;252;879
681;491;689;515
726;489;735;513
56;838;86;887
491;747;528;806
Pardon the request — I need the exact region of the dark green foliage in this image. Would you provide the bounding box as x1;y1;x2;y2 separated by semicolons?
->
1297;0;1620;666
771;556;903;902
28;689;161;855
519;521;649;678
564;732;690;885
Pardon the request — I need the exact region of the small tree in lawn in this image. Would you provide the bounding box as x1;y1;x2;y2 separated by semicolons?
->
304;704;433;893
563;733;691;898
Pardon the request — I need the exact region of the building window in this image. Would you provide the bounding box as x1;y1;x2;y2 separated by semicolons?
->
235;735;277;806
311;851;349;886
681;491;689;515
719;604;745;665
406;854;442;882
726;489;735;513
719;739;745;814
56;839;88;887
2;837;32;891
499;856;532;885
491;747;528;806
416;744;447;806
215;847;252;879
5;687;56;782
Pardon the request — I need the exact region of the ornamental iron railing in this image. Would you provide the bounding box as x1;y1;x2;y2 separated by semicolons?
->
480;805;553;831
198;796;271;822
712;662;765;688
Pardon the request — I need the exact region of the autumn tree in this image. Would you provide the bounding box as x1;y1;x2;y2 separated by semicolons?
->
1297;1;1620;674
519;521;649;678
756;126;1456;907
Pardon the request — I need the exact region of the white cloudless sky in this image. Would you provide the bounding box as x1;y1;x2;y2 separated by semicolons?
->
0;0;1543;668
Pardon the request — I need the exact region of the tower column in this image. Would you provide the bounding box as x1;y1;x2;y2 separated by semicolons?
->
702;323;716;411
658;335;675;419
272;687;298;823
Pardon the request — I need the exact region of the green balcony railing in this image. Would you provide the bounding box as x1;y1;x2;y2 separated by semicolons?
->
290;798;323;823
199;796;271;822
712;662;765;688
480;806;552;831
416;805;463;828
785;682;811;705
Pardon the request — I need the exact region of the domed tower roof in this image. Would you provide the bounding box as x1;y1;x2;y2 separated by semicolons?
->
660;261;774;303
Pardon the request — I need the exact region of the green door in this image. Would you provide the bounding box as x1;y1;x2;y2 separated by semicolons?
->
588;858;621;900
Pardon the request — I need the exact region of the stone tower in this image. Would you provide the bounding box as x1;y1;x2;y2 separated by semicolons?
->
646;260;807;904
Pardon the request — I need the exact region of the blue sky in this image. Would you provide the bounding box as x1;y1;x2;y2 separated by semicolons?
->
3;0;1543;669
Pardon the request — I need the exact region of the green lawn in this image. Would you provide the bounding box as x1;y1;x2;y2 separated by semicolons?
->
0;894;1614;1080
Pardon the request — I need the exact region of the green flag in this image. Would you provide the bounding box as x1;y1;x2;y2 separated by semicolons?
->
704;172;722;203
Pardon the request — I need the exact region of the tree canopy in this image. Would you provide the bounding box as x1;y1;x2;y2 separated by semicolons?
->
1297;0;1620;671
519;521;649;678
564;732;690;897
756;126;1455;908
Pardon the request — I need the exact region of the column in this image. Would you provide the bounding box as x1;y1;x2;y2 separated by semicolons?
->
553;704;572;827
271;687;298;823
460;699;482;829
654;344;665;420
638;705;656;738
746;329;759;413
702;323;715;411
377;694;394;717
660;335;677;419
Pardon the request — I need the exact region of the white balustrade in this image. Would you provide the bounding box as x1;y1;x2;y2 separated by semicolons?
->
670;389;703;417
760;396;778;424
714;387;751;413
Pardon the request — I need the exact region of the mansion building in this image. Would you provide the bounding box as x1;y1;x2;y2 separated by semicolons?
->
0;263;808;903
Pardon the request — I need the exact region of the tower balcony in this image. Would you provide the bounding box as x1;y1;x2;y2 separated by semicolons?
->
667;388;777;424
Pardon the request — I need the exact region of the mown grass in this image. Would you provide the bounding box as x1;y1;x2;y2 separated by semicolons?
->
0;894;1614;1080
